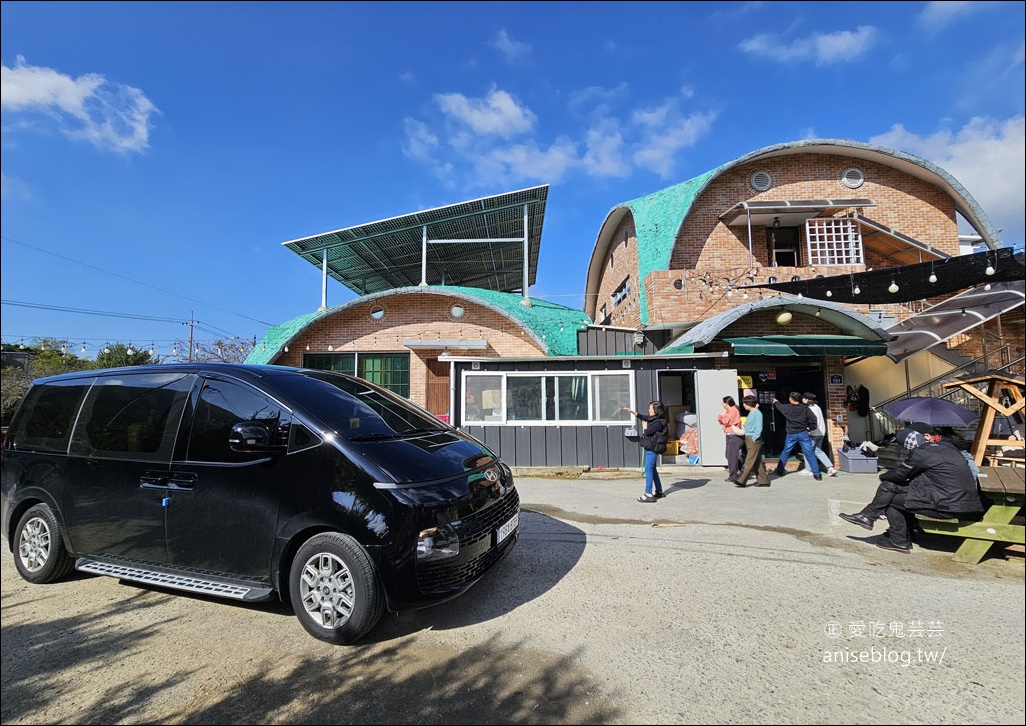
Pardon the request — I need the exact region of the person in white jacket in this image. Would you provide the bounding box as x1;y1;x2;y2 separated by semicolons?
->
801;392;837;476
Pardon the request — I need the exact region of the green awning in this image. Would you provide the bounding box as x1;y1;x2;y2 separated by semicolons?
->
724;335;889;357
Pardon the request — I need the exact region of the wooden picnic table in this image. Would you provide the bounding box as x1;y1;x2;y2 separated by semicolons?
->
915;465;1025;564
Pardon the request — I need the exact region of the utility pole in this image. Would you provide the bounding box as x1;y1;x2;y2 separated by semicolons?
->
183;312;195;362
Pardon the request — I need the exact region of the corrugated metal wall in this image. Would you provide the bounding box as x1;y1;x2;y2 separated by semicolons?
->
457;356;710;468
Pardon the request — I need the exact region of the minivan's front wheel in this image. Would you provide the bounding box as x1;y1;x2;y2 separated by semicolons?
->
289;533;384;645
14;504;74;584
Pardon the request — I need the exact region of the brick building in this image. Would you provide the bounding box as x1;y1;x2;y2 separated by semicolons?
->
248;139;1023;468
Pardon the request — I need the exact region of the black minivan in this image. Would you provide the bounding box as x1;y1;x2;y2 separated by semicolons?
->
1;363;519;644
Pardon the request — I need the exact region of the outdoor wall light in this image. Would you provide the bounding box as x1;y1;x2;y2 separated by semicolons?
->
633;330;645;346
775;310;793;325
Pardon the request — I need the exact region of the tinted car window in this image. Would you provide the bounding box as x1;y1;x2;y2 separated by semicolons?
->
187;377;291;463
70;373;194;461
264;370;443;439
9;378;93;453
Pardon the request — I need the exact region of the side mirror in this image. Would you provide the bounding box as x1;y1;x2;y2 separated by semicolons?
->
229;421;287;453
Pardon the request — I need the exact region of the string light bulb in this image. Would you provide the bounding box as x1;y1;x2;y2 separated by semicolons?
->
853;284;861;295
127;346;135;355
929;272;937;283
825;290;832;297
985;264;995;276
888;280;899;294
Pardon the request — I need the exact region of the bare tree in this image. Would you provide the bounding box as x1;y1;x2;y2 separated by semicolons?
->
172;338;255;363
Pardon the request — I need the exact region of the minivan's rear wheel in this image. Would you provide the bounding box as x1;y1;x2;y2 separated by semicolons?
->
14;504;74;584
289;533;384;645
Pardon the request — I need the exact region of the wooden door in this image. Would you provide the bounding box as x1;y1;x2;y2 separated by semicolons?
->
425;358;450;419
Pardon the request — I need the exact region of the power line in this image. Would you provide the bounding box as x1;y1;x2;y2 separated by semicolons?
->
2;234;276;326
2;299;188;324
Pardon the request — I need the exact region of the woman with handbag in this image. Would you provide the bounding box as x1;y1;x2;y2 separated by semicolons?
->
718;396;744;482
623;401;668;502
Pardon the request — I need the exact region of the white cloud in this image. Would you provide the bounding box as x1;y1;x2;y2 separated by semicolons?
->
434;88;536;138
404;85;716;188
0;170;33;201
1;56;158;153
739;26;877;65
489;29;532;64
869;116;1026;245
401;118;439;162
633;112;717;179
917;1;1001;31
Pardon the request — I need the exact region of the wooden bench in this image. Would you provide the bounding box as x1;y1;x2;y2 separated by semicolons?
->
914;466;1025;564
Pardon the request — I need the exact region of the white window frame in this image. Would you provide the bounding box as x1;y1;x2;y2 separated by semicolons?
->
805;218;864;266
461;370;635;426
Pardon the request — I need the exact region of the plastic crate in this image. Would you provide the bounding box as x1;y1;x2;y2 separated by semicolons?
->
838;448;878;473
663;440;680;456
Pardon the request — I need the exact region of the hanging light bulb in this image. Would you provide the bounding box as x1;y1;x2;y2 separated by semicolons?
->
742;291;749;300
825;290;832;297
985;264;995;276
888;280;899;294
149;346;155;356
984;283;992;291
284;345;289;352
815;308;822;317
173;346;178;356
853;284;861;295
929;272;937;283
81;344;87;354
328;344;334;351
127;346;135;355
306;344;310;351
104;345;110;354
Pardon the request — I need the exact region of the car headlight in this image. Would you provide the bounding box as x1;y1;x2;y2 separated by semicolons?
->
416;524;460;562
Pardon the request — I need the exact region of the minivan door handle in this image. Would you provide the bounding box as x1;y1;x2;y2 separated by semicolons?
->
167;472;198;490
140;472;169;489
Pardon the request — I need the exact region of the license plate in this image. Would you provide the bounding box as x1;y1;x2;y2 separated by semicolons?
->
495;512;518;545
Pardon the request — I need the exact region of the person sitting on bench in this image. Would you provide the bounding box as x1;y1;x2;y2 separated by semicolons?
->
837;423;983;553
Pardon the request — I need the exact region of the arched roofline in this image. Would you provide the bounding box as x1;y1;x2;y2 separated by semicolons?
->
659;295;894;354
584;138;1003;322
248;285;591;364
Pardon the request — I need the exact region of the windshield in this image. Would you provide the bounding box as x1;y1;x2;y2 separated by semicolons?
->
264;369;447;440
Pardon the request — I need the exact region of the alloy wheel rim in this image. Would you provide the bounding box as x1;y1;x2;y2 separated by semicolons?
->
298;552;356;629
18;517;51;572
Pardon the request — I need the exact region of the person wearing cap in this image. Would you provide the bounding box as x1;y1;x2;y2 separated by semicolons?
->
837;424;983;553
770;392;821;480
800;392;837;477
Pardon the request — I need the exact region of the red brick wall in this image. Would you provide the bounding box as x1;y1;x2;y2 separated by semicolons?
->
270;292;546;407
593;217;643;329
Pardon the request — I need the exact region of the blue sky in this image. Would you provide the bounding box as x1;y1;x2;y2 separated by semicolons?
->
2;1;1024;359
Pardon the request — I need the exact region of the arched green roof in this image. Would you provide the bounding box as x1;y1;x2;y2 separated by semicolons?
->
245;286;592;364
585;138;1004;324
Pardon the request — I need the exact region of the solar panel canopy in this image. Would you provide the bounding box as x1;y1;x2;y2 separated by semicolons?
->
282;186;548;296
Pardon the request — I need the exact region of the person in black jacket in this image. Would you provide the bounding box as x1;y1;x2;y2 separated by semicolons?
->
837;424;983;553
624;401;667;502
770;392;822;480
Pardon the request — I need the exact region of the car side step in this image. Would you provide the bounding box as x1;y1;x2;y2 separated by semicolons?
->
75;558;274;601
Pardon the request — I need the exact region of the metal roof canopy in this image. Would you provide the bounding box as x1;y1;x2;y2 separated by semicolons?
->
886;280;1026;362
282;185;548;305
719;198;876;228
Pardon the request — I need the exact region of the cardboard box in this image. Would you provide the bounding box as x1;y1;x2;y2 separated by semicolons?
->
838;448;878;473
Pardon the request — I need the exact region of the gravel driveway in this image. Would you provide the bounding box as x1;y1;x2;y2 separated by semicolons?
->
2;470;1024;724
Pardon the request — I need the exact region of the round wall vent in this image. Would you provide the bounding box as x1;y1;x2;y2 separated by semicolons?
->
842;167;865;189
750;171;773;191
